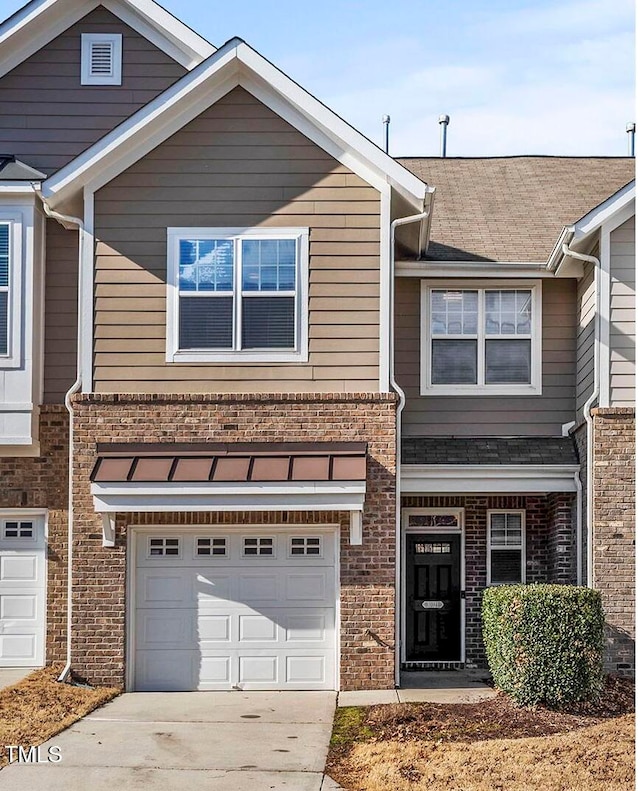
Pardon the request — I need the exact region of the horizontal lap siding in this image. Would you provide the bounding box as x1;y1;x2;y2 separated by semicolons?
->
93;87;381;393
395;277;576;436
576;262;595;416
610;217;635;405
0;7;186;175
44;221;78;403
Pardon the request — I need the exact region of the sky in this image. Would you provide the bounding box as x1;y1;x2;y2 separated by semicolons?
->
0;0;635;156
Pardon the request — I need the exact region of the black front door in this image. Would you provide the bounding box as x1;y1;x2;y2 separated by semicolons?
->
405;533;461;662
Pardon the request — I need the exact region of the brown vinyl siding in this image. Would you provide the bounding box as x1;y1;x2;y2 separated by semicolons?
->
43;220;77;403
395;277;576;436
609;216;635;405
576;260;595;416
0;6;186;175
93;87;381;394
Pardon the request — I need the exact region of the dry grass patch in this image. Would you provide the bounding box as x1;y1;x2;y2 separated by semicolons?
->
344;715;634;791
328;676;635;791
0;664;119;768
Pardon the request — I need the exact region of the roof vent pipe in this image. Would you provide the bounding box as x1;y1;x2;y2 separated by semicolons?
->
382;114;391;154
438;114;450;157
626;122;635;156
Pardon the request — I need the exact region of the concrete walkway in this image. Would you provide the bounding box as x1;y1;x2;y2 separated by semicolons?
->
0;667;36;690
338;671;497;707
0;691;337;790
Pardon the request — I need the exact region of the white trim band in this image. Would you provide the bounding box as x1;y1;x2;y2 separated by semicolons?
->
401;464;580;494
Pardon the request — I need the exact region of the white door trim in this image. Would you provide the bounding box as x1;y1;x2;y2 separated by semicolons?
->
126;523;341;692
400;508;465;665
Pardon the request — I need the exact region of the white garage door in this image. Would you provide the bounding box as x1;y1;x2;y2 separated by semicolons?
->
132;528;337;691
0;515;46;667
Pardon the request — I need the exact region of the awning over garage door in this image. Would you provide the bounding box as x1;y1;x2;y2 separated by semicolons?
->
90;442;368;546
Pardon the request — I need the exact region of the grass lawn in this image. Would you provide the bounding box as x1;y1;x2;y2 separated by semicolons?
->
0;664;120;768
327;676;634;791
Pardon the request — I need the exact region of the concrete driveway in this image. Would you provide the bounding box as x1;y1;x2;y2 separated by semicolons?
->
0;691;337;790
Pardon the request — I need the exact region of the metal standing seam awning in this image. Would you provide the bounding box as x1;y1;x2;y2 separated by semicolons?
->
90;442;368;547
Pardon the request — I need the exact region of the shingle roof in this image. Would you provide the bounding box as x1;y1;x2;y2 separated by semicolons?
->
402;437;578;466
0;155;46;181
397;156;634;262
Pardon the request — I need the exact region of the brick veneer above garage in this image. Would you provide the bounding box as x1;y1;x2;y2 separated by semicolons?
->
70;393;397;690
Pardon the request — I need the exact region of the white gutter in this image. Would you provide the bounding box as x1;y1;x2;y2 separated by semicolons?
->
389;191;434;686
33;186;84;683
561;242;600;588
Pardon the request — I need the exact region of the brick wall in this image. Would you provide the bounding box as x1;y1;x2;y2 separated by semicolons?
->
401;493;575;667
547;493;576;583
592;407;635;674
71;393;396;690
0;407;69;663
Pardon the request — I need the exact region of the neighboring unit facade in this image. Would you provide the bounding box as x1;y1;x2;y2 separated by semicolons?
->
0;0;634;691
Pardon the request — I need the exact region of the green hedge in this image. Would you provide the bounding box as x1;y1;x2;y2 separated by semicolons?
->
482;584;604;707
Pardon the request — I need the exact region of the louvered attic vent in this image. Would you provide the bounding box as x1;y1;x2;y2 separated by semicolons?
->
81;33;122;85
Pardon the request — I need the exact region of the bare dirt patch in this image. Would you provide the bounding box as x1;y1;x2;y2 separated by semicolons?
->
328;676;634;791
0;664;119;768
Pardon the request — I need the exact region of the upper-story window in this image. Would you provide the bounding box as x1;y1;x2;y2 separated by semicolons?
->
420;281;542;395
0;212;24;369
166;227;309;363
81;34;123;86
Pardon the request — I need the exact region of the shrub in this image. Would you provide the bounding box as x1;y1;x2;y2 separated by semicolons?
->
482;584;604;707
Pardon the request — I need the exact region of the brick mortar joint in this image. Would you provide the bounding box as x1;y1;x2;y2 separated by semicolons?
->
72;392;398;406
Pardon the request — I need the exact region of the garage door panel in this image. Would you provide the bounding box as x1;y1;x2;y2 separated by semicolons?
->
132;529;337;691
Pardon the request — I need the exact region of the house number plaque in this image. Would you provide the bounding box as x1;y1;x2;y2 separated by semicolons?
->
421;600;444;610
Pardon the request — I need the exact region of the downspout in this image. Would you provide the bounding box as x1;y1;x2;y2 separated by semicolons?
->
33;187;84;683
390;200;432;686
561;243;600;588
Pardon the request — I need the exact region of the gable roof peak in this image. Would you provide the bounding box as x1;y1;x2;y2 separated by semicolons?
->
0;0;215;76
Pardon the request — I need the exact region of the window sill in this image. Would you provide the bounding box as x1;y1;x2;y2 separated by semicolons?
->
167;349;309;364
420;383;542;397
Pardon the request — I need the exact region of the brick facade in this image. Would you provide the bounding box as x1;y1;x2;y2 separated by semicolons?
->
0;407;69;664
591;407;635;674
401;493;576;667
70;393;396;690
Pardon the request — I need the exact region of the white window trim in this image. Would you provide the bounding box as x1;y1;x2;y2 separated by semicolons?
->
242;535;276;557
194;536;228;558
0;211;23;369
486;509;526;586
81;34;123;86
289;535;324;558
166;226;309;363
420;279;542;396
147;536;181;559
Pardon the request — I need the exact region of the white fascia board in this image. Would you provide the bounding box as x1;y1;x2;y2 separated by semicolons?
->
0;0;214;79
0;184;41;194
104;0;215;69
237;44;427;209
43;42;242;203
573;181;635;241
396;261;555;278
91;480;366;514
401;464;580;494
44;38;428;210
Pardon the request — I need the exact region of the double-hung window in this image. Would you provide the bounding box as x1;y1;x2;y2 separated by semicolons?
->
487;510;526;585
421;281;541;395
167;227;309;363
0;212;23;369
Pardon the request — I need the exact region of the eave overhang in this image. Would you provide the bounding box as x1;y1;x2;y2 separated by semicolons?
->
42;38;429;212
